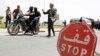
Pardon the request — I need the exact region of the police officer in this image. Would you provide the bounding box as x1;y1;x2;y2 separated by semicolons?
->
42;3;57;37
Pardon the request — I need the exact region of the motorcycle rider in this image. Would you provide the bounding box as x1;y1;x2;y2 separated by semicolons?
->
24;6;35;35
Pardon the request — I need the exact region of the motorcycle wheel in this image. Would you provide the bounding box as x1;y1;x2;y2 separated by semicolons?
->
7;23;19;35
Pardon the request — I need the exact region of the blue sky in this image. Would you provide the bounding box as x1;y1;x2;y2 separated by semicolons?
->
0;0;100;23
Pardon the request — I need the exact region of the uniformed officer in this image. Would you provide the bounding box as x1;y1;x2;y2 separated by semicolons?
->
42;3;57;37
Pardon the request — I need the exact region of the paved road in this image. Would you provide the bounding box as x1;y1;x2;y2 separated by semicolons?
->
0;29;100;56
0;29;59;56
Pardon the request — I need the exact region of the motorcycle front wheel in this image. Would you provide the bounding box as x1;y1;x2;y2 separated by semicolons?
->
7;23;20;35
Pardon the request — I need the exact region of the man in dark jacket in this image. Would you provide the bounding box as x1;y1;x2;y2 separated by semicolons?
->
42;3;57;37
24;6;35;35
33;7;41;34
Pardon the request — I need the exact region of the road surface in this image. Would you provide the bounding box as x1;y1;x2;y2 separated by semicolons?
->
0;29;100;56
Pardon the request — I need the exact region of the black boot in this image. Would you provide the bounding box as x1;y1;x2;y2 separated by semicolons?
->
46;35;51;37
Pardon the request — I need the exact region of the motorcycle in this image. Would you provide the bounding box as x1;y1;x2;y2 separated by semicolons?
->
7;15;40;35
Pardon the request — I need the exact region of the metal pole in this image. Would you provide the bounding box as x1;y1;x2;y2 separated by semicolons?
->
43;0;45;23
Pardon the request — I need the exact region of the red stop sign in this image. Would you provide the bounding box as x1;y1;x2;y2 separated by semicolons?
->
57;22;97;56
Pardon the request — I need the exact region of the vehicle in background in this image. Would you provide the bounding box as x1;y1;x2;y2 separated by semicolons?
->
70;17;91;25
70;17;100;30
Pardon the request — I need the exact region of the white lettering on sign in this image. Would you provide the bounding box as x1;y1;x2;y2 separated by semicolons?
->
80;48;87;56
63;33;90;45
72;47;79;55
68;45;72;53
60;44;87;56
61;43;66;51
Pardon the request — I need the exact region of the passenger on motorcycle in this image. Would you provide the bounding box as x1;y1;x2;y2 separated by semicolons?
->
31;7;41;34
33;7;41;23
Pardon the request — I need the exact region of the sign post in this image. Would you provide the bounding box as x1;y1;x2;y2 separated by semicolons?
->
57;22;97;56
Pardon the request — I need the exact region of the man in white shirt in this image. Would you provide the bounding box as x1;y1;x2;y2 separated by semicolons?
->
5;6;11;28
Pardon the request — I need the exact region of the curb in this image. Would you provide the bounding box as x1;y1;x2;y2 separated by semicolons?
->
19;30;60;33
0;29;61;33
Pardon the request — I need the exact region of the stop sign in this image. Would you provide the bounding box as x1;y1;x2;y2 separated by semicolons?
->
57;22;97;56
